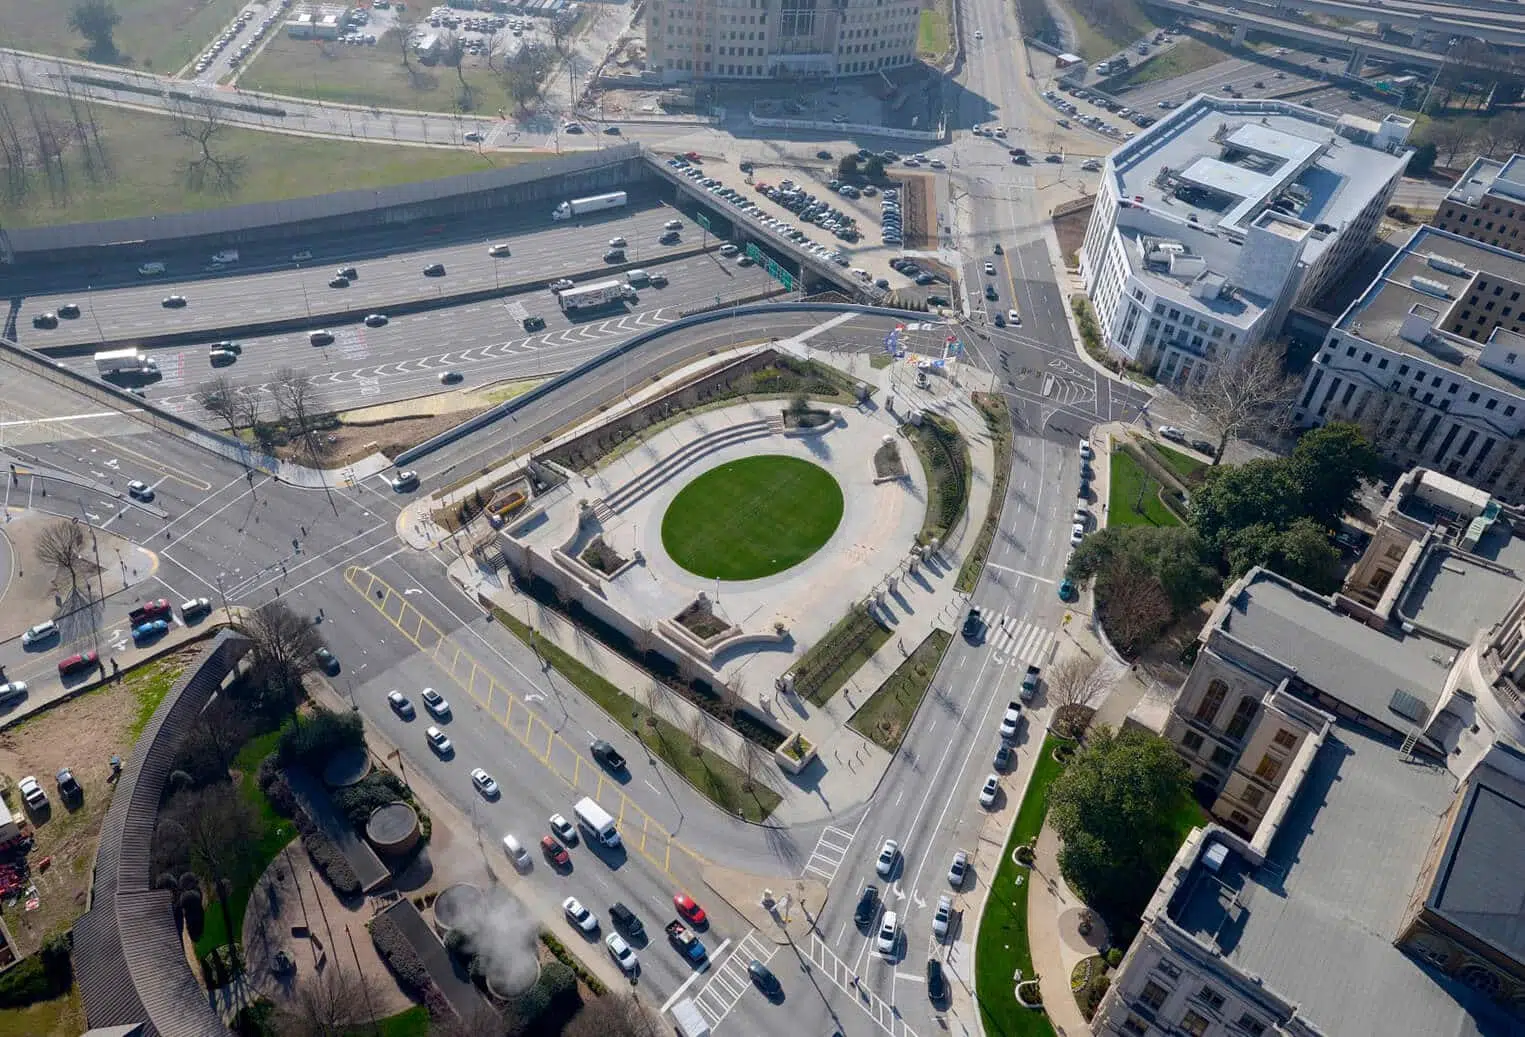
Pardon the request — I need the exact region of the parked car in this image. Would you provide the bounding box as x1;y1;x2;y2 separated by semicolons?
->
563;897;598;933
471;768;500;798
17;776;47;811
674;893;708;926
591;739;626;771
387;690;416;719
933;894;954;939
421;687;450;717
948;850;970;887
22;621;59;647
314;646;340;674
426;725;452;755
980;774;1001;808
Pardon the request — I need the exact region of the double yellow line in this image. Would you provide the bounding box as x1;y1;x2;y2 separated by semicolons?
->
345;566;700;877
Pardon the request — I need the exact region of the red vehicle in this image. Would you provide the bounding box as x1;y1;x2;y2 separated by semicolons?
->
674;892;707;926
684;151;701;162
127;599;171;624
541;836;570;868
58;651;99;677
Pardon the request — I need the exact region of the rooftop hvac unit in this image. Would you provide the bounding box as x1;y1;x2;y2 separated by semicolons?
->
1410;275;1451;299
1426;253;1468;276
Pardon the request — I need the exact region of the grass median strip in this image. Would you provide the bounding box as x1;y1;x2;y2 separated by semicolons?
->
489;606;780;822
975;734;1068;1037
849;629;952;751
958;392;1013;592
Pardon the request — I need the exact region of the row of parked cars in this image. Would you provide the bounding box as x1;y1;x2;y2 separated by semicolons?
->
194;3;284;75
667;156;852;268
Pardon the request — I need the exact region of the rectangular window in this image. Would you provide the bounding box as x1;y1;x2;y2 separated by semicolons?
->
1254;754;1283;782
1238;1016;1268;1037
1140;981;1168;1010
1273;729;1297;749
1224;697;1258;740
1181;731;1205;753
1242;785;1265;808
1196;681;1228;725
1181;1010;1210;1037
1210;746;1235;769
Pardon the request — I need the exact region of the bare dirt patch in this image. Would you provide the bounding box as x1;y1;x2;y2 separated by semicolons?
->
1052;202;1095;269
0;648;196;957
273;408;492;467
903;173;937;251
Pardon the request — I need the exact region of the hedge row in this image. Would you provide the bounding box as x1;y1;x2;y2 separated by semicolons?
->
369;913;437;1001
504;959;579;1036
278;707;364;767
293;810;361;896
540;931;609;997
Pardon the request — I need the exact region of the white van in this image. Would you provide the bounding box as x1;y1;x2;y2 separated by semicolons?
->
137;261;166;276
625;269;650;287
670;998;710;1037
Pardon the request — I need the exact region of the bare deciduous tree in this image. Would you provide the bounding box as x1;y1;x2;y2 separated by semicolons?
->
564;993;663;1037
1046;656;1108;738
1098;561;1174;656
235;599;321;689
271;366;324;461
35;519;90;591
441;35;472;109
739;739;776;798
158;783;263;949
275;966;371;1037
170;98;244;194
1185;341;1299;464
196;375;242;434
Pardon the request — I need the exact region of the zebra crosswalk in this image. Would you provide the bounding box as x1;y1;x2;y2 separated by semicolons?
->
981;614;1056;669
802;824;857;883
691;930;776;1029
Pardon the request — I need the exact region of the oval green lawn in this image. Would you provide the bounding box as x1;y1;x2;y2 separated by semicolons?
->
661;456;845;581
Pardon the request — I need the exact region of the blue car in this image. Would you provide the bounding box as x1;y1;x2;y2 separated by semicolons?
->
1058;578;1077;602
132;619;169;642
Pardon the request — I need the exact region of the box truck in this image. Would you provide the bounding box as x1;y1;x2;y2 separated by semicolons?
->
95;349;159;375
551;191;627;221
573;796;621;848
558;279;636;313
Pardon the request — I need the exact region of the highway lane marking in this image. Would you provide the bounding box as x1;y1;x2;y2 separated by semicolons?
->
346;565;698;878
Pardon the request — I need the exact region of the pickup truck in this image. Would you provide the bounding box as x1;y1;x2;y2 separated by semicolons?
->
128;599;172;625
999;701;1024;740
666;920;707;963
1021;665;1041;703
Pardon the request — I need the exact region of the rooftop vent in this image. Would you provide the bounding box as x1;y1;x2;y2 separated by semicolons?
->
1409;275;1451;299
1426;253;1468;276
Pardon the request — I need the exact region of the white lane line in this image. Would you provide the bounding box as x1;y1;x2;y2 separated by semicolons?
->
660;936;729;1013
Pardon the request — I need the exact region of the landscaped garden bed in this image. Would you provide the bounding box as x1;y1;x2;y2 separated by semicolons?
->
790;604;893;705
902;412;970;545
674;598;731;641
849;629;953;750
580;536;628;578
957;392;1013;591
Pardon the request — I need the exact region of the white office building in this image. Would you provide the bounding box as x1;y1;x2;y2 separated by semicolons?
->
645;0;919;82
1078;96;1411;384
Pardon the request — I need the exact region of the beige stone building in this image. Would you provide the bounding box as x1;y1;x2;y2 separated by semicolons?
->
1435;155;1525;251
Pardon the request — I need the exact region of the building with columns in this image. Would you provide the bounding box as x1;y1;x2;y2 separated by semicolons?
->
1078;95;1410;384
644;0;919;82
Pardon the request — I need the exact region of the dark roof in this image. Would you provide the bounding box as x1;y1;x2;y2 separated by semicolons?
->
1430;780;1525;964
376;898;489;1021
75;632;251;1037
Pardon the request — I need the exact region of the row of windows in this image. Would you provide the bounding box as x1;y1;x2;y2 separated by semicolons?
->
1443;201;1523;222
1330;343;1523;418
1131;976;1267;1036
657;54;907;74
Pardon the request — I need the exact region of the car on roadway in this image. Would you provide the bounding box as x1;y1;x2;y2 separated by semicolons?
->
439;369;465;384
974;29;983;38
32;313;57;329
292;250;313;262
423;262;446;277
603;248;625;263
718;243;740;257
162;295;187;308
855;883;880;926
503;834;532;871
328;275;351;288
980;774;1001;808
608;236;627;248
387;690;415;719
488;243;512;258
1000;702;1023;740
984;261;996;276
1191;438;1215;455
610;902;644;939
522;315;545;331
604;125;621;135
127;480;155;501
933;894;954;939
58;651;99;677
426;725;452;755
390;470;419;492
876;839;900;877
1158;425;1187;443
590;739;626;771
550;278;575;292
1071;522;1086;547
0;681;28;707
994;743;1014;772
315;646;341;675
984;284;999;301
607;932;639;973
816;150;832;160
336;265;358;280
310;330;334;346
927;958;948;1002
364;313;388;327
541;835;571;868
748;960;781;995
674;893;707;926
1007;309;1022;325
549;813;578;845
464;130;484;142
471;768;500;798
660;230;681;244
418;687;449;717
563;897;598;934
22;621;59;647
948;850;970;887
56;302;80;319
17;776;47;811
962;607;983;641
876;912;900;955
1058;578;1078;602
132;620;169;643
664;219;683;231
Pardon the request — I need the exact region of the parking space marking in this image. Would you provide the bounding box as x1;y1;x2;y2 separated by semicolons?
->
346;565;695;877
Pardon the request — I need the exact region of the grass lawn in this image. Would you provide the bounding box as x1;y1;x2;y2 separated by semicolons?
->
347;1005;430;1037
1108;39;1227;88
489;607;781;822
0;86;511;229
958;393;1013;593
918;4;953;60
192;727;296;957
661;456;844;581
869;353;894;369
1149;442;1208;483
1162;791;1210;849
241;33;519;117
849;629;952;750
127;653;192;740
0;983;84;1037
975;735;1068;1037
793;606;894;706
1108;450;1181;529
0;0;240;73
903;414;971;545
1060;0;1156;59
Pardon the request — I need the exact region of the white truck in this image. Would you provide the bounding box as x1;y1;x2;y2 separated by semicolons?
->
551;190;627;221
95;349;159;375
670;998;711;1037
210;249;240;266
557;279;636;313
573;796;621;848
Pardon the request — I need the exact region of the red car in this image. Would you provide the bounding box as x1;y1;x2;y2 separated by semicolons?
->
674;892;707;926
541;836;570;868
58;651;99;677
684;151;701;162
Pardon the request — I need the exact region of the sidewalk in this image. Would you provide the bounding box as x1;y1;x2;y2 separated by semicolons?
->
1028;824;1098;1037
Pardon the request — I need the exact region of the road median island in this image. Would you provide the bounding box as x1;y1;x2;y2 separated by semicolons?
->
847;628;953;751
485;604;782;823
957;392;1013;592
902;411;971;545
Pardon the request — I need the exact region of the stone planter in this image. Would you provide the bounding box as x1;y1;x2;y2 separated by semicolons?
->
774;731;817;774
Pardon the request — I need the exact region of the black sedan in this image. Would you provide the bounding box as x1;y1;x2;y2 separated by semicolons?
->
590;739;626;771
